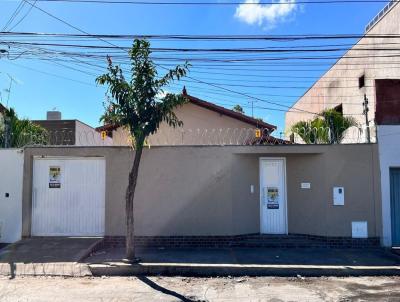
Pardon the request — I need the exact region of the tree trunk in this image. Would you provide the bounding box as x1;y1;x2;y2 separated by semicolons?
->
125;140;144;260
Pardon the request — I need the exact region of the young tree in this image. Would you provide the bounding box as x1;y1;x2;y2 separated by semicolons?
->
232;104;244;114
291;109;358;144
96;39;189;261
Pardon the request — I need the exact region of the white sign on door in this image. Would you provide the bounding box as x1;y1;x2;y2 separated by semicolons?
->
267;187;279;209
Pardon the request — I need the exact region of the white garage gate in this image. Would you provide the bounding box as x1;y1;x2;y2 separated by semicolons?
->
32;157;105;236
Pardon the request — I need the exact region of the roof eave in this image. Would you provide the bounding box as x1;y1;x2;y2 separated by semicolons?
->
186;94;276;131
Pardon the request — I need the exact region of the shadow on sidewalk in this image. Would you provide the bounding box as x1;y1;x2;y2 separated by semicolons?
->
86;247;400;267
137;276;207;302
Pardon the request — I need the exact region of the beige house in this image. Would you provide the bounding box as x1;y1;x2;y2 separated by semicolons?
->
97;92;277;146
285;1;400;143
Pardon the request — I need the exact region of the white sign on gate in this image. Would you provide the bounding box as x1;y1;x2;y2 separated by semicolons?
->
49;166;61;188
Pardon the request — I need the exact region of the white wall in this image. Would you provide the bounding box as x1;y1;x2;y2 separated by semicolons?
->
75;121;113;146
0;149;23;243
378;125;400;246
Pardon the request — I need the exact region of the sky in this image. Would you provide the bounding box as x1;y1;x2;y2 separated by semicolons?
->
0;0;387;135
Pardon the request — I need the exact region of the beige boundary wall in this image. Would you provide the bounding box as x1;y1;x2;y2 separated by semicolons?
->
22;144;382;239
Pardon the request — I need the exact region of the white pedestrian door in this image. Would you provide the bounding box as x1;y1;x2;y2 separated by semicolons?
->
260;158;287;234
32;157;105;236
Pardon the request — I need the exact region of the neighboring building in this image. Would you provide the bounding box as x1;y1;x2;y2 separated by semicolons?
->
376;79;400;247
96;90;277;146
285;1;400;143
33;111;112;146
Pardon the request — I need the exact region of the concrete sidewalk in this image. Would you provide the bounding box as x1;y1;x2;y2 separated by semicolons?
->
0;237;102;277
86;247;400;277
1;239;400;277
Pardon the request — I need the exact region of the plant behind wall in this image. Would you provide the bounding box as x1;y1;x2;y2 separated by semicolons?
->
291;108;358;144
0;108;47;148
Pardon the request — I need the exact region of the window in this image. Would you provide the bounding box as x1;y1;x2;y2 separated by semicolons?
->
359;75;365;89
334;104;343;115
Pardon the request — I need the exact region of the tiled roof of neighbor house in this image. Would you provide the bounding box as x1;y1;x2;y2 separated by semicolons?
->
96;91;277;132
185;94;276;130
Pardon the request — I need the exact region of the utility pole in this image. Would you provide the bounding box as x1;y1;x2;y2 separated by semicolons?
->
248;100;257;118
363;94;371;143
5;75;16;108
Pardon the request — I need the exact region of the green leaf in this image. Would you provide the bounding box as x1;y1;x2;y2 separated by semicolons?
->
291;108;358;144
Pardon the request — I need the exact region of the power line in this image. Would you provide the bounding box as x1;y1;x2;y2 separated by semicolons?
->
185;69;368;79
3;47;394;92
5;38;400;49
155;61;400;68
3;60;97;86
1;46;391;87
8;0;400;5
10;47;400;73
2;1;26;32
8;0;38;32
20;0;321;115
10;42;400;67
10;48;350;114
4;59;330;115
8;44;400;95
166;85;364;115
9;3;394;119
8;40;400;55
3;51;378;112
6;31;400;40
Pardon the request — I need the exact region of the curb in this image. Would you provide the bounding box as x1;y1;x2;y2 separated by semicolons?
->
0;262;92;277
77;238;105;263
89;262;400;277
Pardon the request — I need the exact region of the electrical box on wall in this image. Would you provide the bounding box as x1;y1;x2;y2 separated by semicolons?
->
352;221;368;238
333;187;345;206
